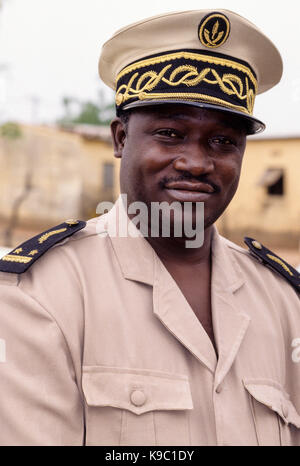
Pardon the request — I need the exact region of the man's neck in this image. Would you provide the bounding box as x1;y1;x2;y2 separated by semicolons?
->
145;225;214;265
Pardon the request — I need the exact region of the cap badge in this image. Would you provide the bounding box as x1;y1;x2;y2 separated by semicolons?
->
198;12;230;48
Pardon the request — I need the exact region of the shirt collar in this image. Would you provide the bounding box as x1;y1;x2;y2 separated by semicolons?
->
104;195;245;292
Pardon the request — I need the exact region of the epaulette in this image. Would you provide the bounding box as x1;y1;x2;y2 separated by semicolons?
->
0;219;86;274
244;237;300;293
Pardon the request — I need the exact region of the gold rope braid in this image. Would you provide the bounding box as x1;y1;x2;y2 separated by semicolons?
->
166;65;201;86
116;51;258;90
38;228;67;244
246;77;255;116
125;67;245;98
207;70;244;99
116;65;255;114
136;66;172;91
266;254;294;277
153;66;246;98
1;255;32;264
135;92;250;114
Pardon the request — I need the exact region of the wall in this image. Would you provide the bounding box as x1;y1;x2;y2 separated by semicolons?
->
217;137;300;248
0;124;119;247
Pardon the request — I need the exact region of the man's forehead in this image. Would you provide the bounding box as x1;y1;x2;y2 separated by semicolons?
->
132;106;247;130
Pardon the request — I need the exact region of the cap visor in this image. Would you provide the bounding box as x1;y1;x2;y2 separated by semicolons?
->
122;100;265;135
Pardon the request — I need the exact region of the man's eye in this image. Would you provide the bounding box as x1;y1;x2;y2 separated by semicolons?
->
210;137;235;146
156;129;180;138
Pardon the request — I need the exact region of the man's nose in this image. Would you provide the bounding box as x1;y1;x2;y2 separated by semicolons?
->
172;144;214;176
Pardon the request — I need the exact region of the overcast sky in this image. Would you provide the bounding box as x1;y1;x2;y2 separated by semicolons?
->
0;0;299;136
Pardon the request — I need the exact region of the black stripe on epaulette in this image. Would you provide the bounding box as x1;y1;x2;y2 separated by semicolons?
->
244;237;300;293
0;220;86;274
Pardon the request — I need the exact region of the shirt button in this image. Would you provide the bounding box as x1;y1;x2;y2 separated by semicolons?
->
130;390;147;407
65;219;79;226
215;385;222;394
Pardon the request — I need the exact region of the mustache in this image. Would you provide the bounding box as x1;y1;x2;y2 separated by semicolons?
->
159;172;220;193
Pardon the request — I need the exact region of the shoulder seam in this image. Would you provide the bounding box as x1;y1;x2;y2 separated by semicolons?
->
227;244;249;256
221;238;250;256
63;231;104;244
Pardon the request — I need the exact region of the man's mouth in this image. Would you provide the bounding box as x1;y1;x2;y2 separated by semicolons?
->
163;180;217;202
164;181;215;193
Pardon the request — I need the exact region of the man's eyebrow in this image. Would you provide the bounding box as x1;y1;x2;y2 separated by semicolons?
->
154;113;191;121
153;113;244;130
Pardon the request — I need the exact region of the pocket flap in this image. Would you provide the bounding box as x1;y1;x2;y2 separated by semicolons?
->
244;379;300;428
82;366;193;415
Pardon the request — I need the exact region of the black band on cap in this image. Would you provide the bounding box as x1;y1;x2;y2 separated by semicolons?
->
115;49;257;117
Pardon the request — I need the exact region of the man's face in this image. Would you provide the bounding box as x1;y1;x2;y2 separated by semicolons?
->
111;104;247;230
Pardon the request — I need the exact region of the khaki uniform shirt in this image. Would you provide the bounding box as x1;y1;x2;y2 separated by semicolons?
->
0;198;300;446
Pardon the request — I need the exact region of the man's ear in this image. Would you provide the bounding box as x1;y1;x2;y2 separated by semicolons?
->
110;117;127;159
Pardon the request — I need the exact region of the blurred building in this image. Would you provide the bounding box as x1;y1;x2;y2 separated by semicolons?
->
217;135;300;253
0;124;299;262
0;123;119;247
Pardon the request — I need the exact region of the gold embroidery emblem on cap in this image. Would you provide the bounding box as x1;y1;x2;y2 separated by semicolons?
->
199;13;230;48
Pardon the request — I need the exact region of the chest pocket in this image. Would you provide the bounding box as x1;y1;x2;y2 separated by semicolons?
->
244;379;300;446
82;366;193;446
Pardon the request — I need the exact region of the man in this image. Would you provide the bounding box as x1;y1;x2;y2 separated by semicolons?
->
0;9;299;446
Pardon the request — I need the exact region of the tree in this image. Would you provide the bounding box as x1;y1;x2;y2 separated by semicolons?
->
58;89;115;126
73;101;103;125
0;121;22;139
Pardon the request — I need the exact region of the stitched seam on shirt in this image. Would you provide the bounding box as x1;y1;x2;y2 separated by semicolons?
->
152;411;157;446
187;409;192;446
248;391;260;445
226;245;252;257
278;415;285;446
57;232;99;245
119;409;125;446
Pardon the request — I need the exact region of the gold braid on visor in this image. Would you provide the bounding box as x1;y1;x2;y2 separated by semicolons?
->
115;50;258;117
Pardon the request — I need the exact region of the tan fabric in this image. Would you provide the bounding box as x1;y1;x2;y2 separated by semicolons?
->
99;9;283;95
0;197;300;446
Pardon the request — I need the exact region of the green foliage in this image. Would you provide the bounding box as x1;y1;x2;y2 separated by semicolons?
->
0;122;22;140
73;102;103;125
58;90;115;127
